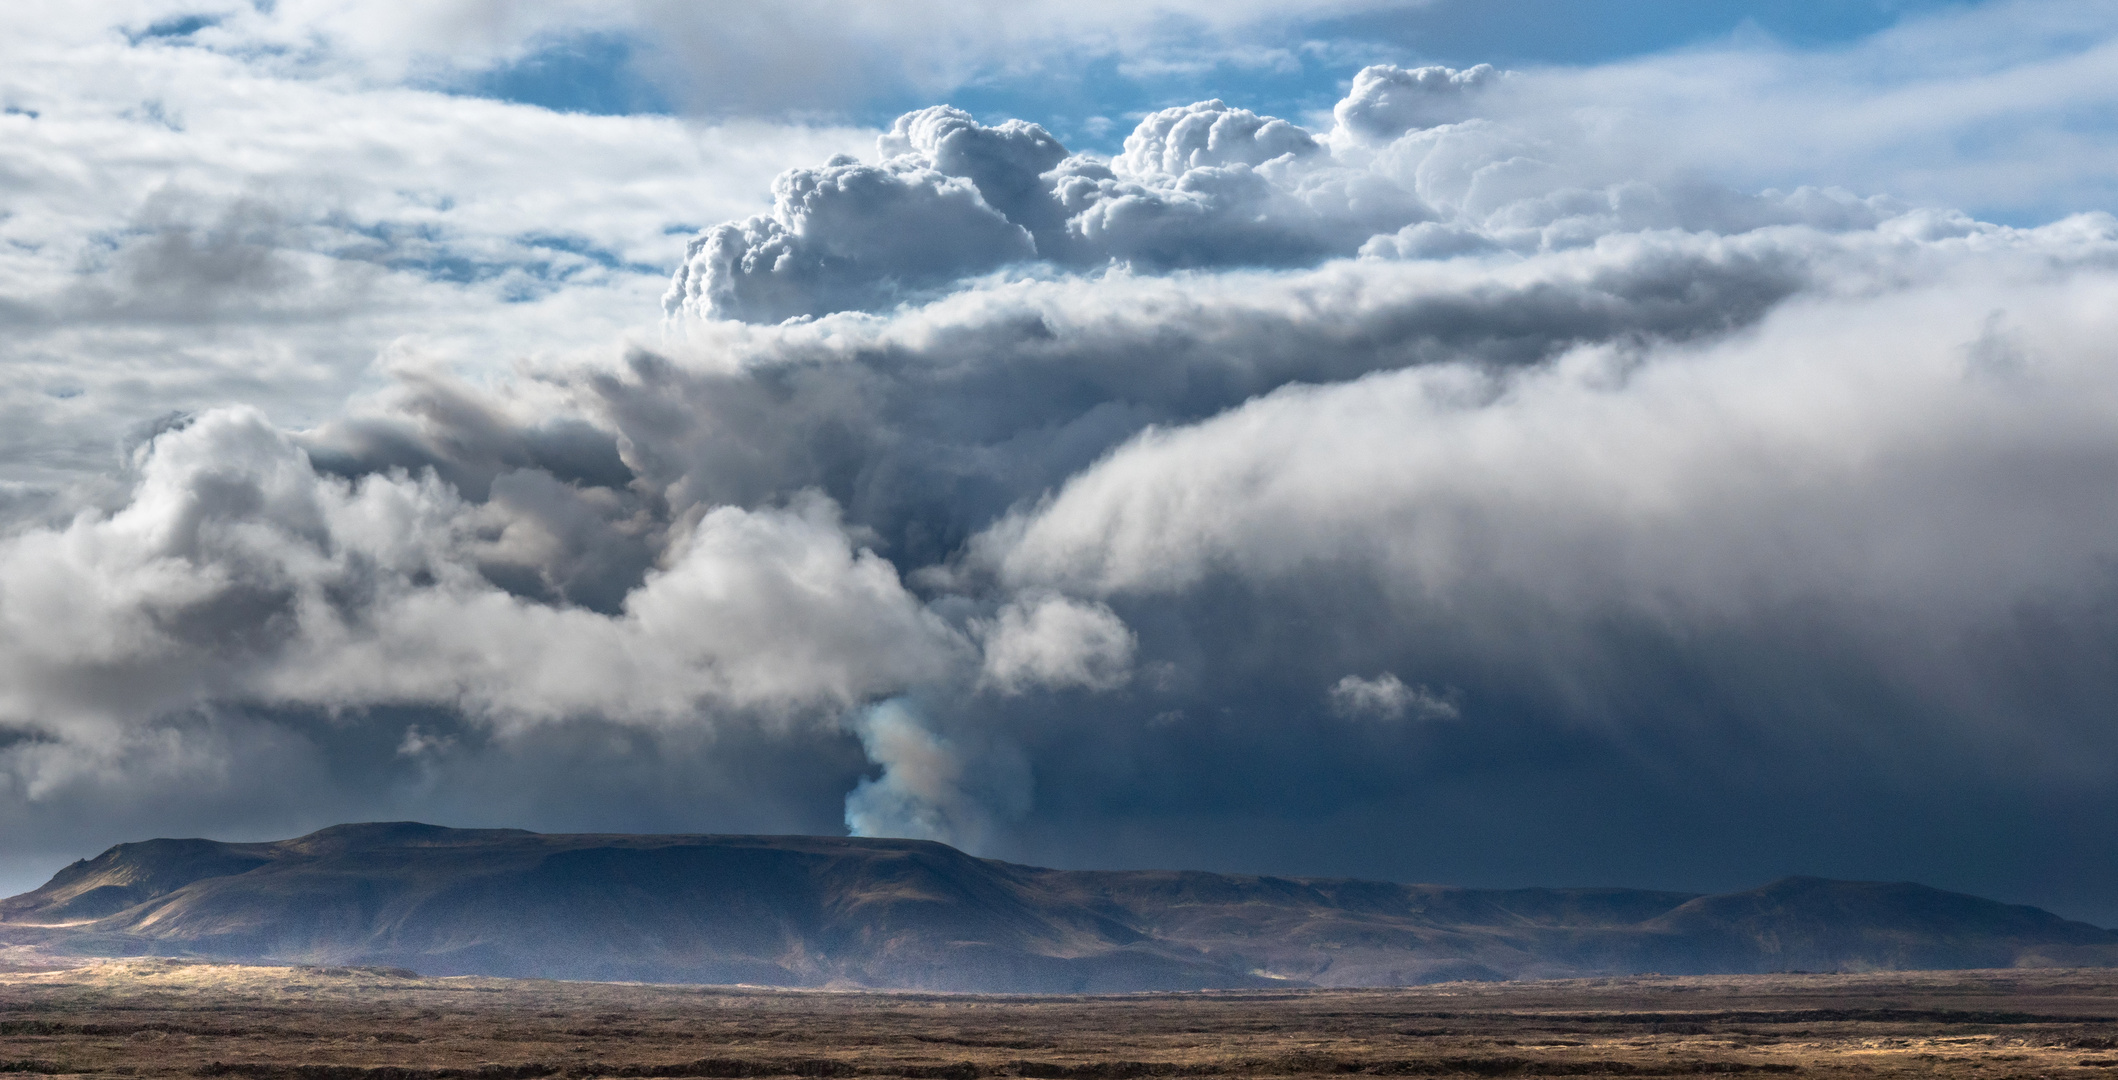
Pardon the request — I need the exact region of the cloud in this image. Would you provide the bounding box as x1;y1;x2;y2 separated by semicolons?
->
0;406;966;743
877;107;1074;234
977;593;1136;695
665;61;1938;323
971;219;2118;609
1470;0;2118;222
1328;674;1457;721
668;96;1388;321
0;0;1426;117
1115;100;1321;176
0;15;872;494
1330;63;1500;145
9;0;2118;927
619;230;1824;590
665;152;1038;324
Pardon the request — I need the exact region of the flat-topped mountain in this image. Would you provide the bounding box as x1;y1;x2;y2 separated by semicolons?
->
2;823;2112;992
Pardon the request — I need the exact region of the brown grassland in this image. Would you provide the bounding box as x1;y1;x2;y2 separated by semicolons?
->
0;956;2113;1080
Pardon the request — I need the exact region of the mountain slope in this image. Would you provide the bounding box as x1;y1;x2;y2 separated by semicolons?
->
1627;875;2118;973
2;823;2112;991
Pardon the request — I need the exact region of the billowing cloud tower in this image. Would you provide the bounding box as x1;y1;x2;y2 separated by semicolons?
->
5;45;2118;923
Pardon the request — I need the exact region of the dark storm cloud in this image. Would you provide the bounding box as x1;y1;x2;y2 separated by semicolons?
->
8;55;2118;926
638;233;1811;571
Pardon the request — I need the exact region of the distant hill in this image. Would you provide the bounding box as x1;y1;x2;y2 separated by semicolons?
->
2;823;2112;992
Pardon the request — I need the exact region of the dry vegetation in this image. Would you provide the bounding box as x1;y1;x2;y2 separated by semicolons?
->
0;959;2113;1080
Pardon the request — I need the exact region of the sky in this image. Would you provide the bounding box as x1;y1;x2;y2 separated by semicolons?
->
3;0;2118;927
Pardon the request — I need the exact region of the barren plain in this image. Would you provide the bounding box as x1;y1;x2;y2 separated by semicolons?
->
0;959;2114;1080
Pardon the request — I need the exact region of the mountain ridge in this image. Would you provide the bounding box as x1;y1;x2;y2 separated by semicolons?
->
2;822;2112;992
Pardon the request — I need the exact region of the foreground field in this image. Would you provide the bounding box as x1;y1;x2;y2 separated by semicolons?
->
0;960;2113;1079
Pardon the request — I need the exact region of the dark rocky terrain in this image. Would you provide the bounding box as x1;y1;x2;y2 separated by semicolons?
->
1;823;2112;992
